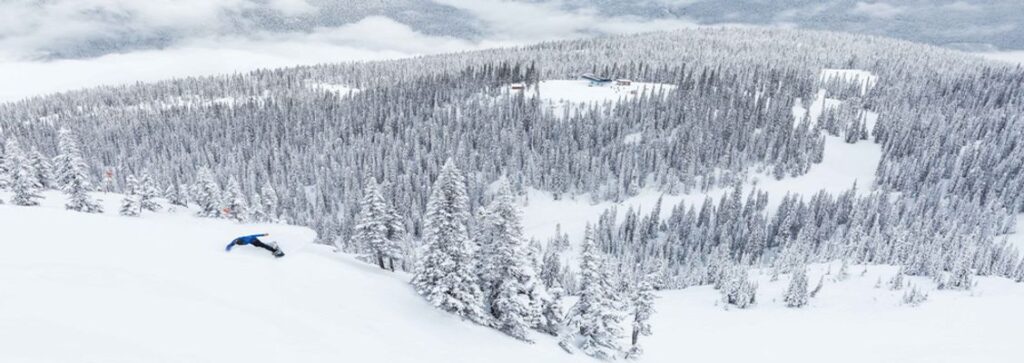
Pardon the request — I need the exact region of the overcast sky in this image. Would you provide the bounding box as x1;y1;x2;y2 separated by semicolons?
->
0;0;1020;102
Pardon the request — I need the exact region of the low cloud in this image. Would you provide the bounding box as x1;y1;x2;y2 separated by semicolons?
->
434;0;696;43
0;16;495;102
0;0;318;61
0;0;699;102
850;2;905;19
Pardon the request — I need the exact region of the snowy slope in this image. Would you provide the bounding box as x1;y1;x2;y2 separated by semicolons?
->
521;135;880;245
5;193;1024;363
645;263;1024;363
0;192;587;363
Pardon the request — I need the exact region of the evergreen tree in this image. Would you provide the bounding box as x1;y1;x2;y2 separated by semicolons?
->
626;274;657;359
223;177;248;222
165;176;188;207
477;181;538;341
54;130;102;213
412;160;490;325
5;139;42;206
194;168;223;218
260;182;279;222
537;280;565;336
560;225;624;359
138;174;162;212
720;265;757;309
889;268;906;290
902;284;928;306
540;247;564;289
249;193;268;222
836;259;850;281
0;140;9;191
352;179;402;271
119;175;142;217
943;247;974;290
785;266;809;308
27;148;54;190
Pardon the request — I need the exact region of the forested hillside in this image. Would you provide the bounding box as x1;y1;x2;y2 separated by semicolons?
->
3;28;1024;340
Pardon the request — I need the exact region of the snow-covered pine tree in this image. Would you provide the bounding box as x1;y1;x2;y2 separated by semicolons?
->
536;245;567;336
381;192;405;271
943;246;974;290
412;159;489;325
5;139;42;206
260;182;279;222
540;247;564;289
194;168;223;218
476;181;538;341
119;175;142;217
352;179;402;271
902;284;928;306
889;268;906;290
223;177;248;222
537;279;565;336
785;266;809;308
524;239;559;334
626;273;657;359
138;174;162;212
720;264;757;309
836;259;850;281
27;148;54;190
166;181;188;207
560;225;624;359
249;193;267;222
54;130;102;213
0;140;9;191
53;129;80;190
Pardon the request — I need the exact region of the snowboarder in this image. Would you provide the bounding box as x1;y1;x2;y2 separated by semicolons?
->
226;233;285;258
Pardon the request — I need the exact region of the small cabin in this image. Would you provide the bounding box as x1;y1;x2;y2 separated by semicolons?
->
616;79;632;86
510;83;526;91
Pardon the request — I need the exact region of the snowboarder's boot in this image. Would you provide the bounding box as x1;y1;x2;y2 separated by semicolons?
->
269;241;285;258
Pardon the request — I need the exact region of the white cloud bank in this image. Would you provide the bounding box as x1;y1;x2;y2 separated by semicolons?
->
0;0;698;103
850;2;905;19
976;51;1024;65
435;0;696;43
0;16;495;102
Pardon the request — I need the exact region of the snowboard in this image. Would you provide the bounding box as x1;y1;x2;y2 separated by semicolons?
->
270;241;285;258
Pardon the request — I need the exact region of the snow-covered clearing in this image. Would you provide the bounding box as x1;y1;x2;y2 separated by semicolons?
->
306;82;362;96
521;135;881;244
514;79;676;117
4;193;1022;363
0;192;584;363
646;263;1024;363
622;131;643;145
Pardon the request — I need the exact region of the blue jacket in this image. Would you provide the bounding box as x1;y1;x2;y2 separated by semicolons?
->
226;233;268;251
